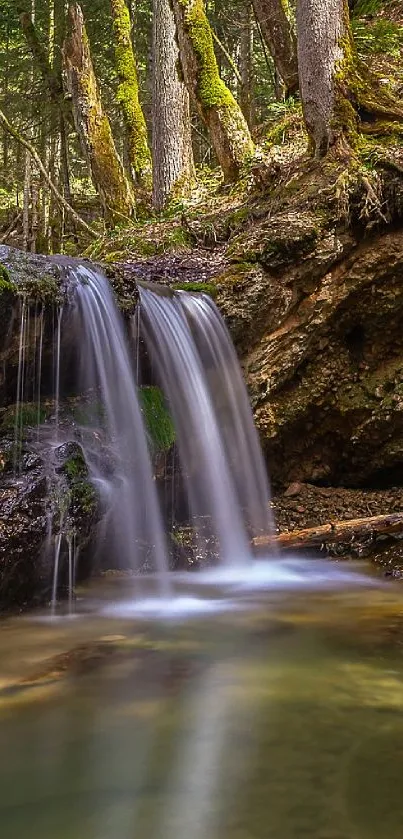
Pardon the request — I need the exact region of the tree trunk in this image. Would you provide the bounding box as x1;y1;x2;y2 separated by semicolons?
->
297;0;403;157
239;0;254;128
254;513;403;553
172;0;254;182
110;0;152;190
252;0;298;97
63;3;134;220
18;10;72;124
152;0;195;210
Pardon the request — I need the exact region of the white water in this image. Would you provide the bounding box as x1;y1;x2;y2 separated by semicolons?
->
68;264;170;594
139;284;273;567
179;292;275;539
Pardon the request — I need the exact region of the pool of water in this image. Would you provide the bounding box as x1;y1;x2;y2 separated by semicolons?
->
1;563;403;839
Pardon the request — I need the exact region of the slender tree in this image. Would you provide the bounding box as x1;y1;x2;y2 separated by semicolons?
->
110;0;152;189
172;0;254;181
152;0;195;210
297;0;403;157
239;0;254;127
252;0;298;96
63;3;134;219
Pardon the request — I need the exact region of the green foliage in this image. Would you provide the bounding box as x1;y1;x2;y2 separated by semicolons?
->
139;386;175;452
352;18;403;57
351;0;384;17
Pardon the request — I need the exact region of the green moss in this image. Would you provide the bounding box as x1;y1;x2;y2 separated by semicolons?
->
67;9;134;221
177;0;254;179
215;262;256;286
0;264;15;293
180;0;233;110
333;4;403;145
20;275;60;303
71;480;97;515
111;0;152;188
172;281;218;298
63;452;88;480
139;386;175;452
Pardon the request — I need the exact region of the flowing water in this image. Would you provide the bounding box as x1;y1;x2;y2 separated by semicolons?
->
63;264;170;594
139;284;273;566
0;573;403;839
5;268;403;837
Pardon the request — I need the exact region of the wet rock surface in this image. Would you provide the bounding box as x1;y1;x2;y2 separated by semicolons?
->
0;426;100;613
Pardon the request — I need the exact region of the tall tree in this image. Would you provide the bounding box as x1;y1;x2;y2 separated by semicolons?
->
239;0;254;127
63;3;134;219
297;0;403;157
152;0;195;210
172;0;254;181
110;0;152;190
252;0;298;97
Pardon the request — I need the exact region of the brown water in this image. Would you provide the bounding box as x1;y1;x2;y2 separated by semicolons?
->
1;572;403;839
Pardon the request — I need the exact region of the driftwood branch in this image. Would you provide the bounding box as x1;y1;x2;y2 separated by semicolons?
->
254;512;403;552
0;106;97;239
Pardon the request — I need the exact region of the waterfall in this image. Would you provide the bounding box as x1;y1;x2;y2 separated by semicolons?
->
139;283;275;567
67;264;170;594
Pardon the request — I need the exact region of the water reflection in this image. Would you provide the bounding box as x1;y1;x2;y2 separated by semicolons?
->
0;579;403;838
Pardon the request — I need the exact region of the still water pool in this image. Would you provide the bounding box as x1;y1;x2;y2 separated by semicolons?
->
1;565;403;839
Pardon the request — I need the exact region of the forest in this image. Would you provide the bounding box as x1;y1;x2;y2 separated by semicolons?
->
0;0;402;253
1;3;403;835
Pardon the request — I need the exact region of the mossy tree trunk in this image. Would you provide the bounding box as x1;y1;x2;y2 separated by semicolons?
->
152;0;195;210
252;0;298;97
63;3;134;220
110;0;152;190
172;0;254;181
297;0;403;157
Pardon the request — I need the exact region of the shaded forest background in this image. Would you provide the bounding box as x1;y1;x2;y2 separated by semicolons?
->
0;0;403;256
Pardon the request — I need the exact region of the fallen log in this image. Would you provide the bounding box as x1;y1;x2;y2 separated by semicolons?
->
253;512;403;552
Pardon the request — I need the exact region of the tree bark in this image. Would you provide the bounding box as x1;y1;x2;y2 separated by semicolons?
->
172;0;254;181
110;0;152;190
297;0;403;157
63;3;134;220
239;0;254;127
252;0;298;97
152;0;195;210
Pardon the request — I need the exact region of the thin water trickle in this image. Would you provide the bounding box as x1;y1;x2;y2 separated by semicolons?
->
13;297;27;473
54;305;63;438
67;533;75;614
67;264;171;595
139;283;268;567
51;532;62;617
36;304;44;435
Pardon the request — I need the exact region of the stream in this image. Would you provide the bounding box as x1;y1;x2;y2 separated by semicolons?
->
1;569;403;839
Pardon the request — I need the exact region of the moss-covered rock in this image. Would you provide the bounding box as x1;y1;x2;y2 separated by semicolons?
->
139;386;176;452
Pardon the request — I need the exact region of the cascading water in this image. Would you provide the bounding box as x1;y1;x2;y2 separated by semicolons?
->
138;283;275;568
180;291;275;540
66;264;170;596
8;255;368;620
